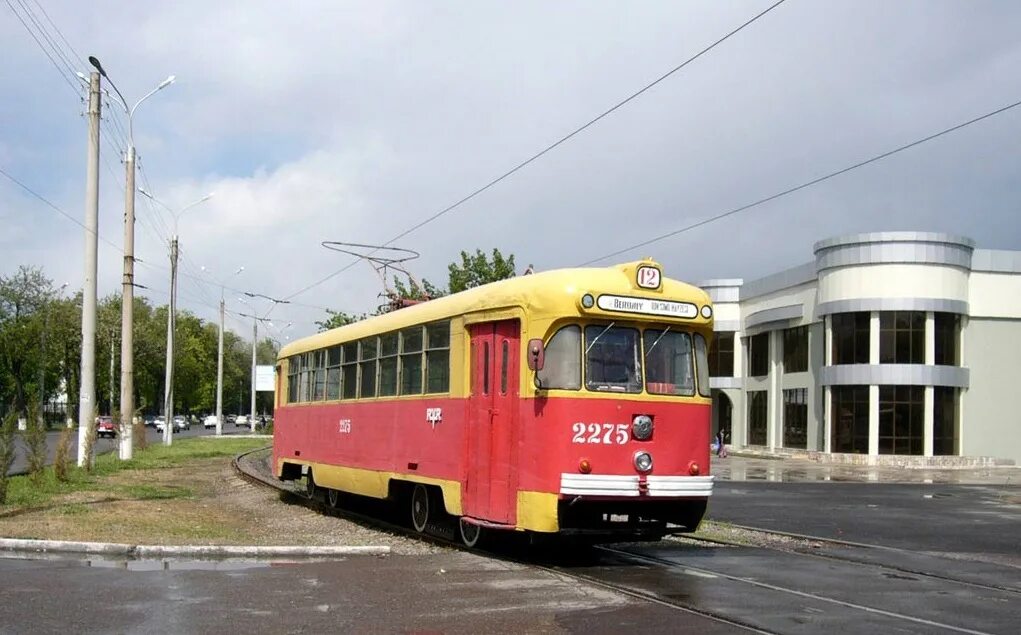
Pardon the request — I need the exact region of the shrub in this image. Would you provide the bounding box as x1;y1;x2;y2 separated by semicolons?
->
81;408;98;472
0;411;18;503
54;425;73;482
24;403;48;484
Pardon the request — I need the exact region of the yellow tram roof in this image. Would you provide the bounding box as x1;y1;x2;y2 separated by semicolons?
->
279;260;712;359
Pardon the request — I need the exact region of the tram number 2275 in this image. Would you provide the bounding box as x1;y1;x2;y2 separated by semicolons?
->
571;422;629;445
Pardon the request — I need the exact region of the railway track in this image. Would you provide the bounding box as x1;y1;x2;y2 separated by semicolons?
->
234;448;1017;634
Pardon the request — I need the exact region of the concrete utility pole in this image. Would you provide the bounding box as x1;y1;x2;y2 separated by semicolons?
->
203;266;243;436
77;71;101;468
238;293;290;433
109;330;115;414
163;237;178;446
88;56;176;460
251;318;257;432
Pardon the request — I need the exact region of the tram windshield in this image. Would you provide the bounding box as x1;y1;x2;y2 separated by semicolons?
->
584;325;642;393
643;329;695;396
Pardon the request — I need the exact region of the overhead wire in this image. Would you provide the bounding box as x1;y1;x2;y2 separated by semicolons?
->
4;0;82;98
282;0;789;302
580;97;1021;265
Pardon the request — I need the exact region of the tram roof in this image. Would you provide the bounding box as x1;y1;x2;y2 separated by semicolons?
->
279;260;711;358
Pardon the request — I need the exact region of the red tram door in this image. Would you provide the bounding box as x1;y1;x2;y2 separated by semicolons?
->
465;320;520;525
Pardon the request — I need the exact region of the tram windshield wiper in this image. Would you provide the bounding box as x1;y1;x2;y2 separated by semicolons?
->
585;322;616;355
644;326;671;357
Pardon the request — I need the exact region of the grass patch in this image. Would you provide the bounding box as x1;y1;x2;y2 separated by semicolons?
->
118;484;193;501
1;437;266;510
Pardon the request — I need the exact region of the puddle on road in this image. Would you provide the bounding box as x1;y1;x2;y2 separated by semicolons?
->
2;552;310;571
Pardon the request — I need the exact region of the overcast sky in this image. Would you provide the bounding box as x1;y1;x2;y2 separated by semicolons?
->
2;0;1020;341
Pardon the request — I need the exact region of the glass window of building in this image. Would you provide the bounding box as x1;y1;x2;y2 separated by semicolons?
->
783;388;807;449
748;390;767;445
708;332;734;377
879;311;925;364
878;385;924;455
783;326;808;373
831;385;869;453
934;313;960;366
537;326;581;390
831;312;869;365
749;332;769;377
933;387;959;455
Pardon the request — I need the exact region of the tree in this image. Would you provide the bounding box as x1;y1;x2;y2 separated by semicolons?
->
0;266;56;416
316;309;360;333
447;248;516;293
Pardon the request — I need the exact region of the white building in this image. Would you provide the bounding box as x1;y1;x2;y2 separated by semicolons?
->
701;232;1021;464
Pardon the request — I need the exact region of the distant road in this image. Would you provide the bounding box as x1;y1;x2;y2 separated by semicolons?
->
6;422;259;475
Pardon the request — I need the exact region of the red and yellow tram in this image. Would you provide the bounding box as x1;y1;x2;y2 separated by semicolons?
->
273;260;715;546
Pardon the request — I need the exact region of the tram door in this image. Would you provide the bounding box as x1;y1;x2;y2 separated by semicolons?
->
465;320;520;525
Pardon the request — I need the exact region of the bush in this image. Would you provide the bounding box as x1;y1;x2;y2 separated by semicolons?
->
133;417;147;452
81;408;98;472
0;411;18;503
24;404;48;484
54;425;73;482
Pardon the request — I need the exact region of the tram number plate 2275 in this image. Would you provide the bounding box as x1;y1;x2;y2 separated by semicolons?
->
571;422;629;445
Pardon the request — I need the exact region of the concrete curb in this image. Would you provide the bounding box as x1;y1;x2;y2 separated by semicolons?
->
0;537;389;558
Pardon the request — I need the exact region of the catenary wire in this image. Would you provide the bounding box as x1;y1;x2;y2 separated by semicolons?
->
580;97;1021;265
4;0;82;98
282;0;789;302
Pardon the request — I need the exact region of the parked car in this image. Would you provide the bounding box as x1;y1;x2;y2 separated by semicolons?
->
96;416;117;439
154;416;176;434
144;416;157;428
203;415;218;429
227;414;237;424
173;415;189;431
235;414;249;427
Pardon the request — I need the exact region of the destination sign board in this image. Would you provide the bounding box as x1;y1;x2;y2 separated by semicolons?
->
596;294;698;319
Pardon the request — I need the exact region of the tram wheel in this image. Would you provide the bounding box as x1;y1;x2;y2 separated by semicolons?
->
305;471;317;500
411;484;430;533
459;518;482;548
327;488;340;509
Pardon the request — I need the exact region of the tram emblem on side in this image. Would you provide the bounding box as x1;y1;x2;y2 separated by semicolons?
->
426;408;443;429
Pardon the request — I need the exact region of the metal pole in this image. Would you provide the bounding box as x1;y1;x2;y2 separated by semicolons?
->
163;237;178;445
119;145;136;459
77;72;101;467
216;293;224;436
250;318;257;432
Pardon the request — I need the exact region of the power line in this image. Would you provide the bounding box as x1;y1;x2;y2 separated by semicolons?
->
4;0;82;98
581;97;1021;266
283;0;789;302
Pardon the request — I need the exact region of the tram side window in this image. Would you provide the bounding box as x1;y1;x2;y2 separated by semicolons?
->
536;325;581;390
400;326;424;395
287;357;299;403
300;352;312;402
693;333;711;397
341;342;358;399
585;325;641;393
359;337;378;398
643;329;694;396
325;346;342;400
425;321;450;393
313;350;327;401
378;333;399;397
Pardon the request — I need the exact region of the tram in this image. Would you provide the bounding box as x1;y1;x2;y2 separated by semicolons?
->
273;260;715;546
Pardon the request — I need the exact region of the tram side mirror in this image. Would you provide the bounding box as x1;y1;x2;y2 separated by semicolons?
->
527;338;545;371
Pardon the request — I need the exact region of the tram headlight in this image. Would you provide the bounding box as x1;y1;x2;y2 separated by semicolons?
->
701;305;713;319
631;414;653;440
581;293;595;309
633;451;653;473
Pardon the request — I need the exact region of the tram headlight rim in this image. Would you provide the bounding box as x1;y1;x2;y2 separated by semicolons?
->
633;450;653;473
581;293;595;309
700;305;713;319
631;414;653;441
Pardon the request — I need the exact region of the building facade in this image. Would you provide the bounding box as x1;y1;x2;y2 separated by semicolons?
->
702;232;1021;463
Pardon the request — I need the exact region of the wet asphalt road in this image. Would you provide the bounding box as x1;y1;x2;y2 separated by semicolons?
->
2;454;1019;633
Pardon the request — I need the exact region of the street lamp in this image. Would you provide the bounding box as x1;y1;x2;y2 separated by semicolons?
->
237;294;289;432
89;56;175;460
138;188;214;446
201;265;244;436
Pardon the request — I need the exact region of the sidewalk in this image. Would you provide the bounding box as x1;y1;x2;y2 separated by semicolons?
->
712;449;1021;485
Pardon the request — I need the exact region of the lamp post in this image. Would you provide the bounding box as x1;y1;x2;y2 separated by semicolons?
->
139;189;214;445
201;265;244;436
238;294;289;432
88;56;175;460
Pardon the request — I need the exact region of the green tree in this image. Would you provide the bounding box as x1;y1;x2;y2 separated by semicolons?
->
0;266;59;416
316;309;364;332
447;248;516;293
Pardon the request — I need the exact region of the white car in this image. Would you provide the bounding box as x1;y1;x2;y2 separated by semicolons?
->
235;415;249;427
204;415;218;429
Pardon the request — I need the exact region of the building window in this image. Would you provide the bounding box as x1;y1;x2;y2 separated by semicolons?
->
934;313;960;366
831;385;869;453
748;390;767;445
783;388;807;449
878;385;924;455
879;311;924;364
783;326;808;373
831;312;869;365
749;333;769;377
933;387;958;455
708;332;734;377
